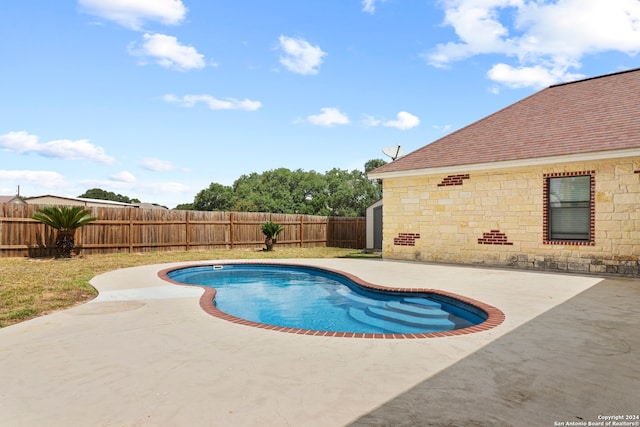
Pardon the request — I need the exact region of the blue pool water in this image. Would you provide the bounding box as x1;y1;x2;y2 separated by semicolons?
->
167;264;487;334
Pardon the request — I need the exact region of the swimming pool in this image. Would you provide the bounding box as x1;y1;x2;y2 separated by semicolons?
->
161;263;504;338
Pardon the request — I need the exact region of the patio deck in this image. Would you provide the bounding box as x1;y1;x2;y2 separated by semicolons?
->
0;258;638;426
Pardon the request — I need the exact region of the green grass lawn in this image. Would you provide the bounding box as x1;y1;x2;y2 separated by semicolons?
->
0;247;368;328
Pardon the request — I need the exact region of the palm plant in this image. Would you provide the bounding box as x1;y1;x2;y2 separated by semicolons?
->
32;206;97;258
260;221;283;251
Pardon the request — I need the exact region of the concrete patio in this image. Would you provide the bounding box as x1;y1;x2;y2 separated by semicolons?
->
1;258;638;426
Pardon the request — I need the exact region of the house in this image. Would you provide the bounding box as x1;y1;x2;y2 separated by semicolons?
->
23;195;137;208
0;195;26;204
22;195;168;209
368;68;640;276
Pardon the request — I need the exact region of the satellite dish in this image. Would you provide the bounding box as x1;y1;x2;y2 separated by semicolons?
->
382;144;405;161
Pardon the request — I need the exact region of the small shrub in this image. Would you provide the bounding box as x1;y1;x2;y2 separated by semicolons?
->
261;221;283;251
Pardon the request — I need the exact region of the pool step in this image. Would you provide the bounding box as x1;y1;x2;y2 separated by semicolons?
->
348;307;456;333
337;289;442;310
384;301;449;318
402;297;442;308
348;308;431;334
335;288;385;306
366;306;455;330
339;289;457;333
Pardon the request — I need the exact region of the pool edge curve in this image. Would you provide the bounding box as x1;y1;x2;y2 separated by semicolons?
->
158;261;505;339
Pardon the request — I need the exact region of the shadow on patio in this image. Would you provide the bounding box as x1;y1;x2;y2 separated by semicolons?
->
349;277;640;427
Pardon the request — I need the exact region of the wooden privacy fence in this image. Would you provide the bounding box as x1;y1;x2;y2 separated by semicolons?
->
0;203;365;257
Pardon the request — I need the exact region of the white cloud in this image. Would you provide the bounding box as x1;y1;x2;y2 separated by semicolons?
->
0;130;39;151
361;115;382;128
129;33;206;71
487;63;585;89
141;157;176;172
362;0;387;14
163;94;262;111
110;171;136;183
427;0;640;88
383;111;420;130
306;108;350;127
78;0;187;31
362;112;420;130
278;36;327;75
0;170;65;188
433;124;453;133
0;131;115;164
516;0;640;57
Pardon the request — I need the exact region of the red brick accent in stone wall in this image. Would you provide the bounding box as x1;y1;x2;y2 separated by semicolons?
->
477;230;513;245
393;233;421;246
437;174;470;186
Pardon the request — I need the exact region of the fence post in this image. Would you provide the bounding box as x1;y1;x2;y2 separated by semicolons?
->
78;222;84;256
300;216;304;247
325;217;329;247
230;212;234;248
185;210;190;251
128;208;134;253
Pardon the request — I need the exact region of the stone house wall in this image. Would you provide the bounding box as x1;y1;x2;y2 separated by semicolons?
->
381;157;640;276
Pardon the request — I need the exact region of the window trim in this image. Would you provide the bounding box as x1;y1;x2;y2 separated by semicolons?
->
543;171;595;246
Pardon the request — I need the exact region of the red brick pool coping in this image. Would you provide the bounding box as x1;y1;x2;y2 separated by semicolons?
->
158;262;505;339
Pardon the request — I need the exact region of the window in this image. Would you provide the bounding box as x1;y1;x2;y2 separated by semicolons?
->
543;172;594;245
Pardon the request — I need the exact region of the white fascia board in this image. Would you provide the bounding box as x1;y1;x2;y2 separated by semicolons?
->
368;148;640;180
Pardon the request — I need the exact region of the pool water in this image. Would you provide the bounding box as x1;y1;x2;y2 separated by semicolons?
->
167;264;487;334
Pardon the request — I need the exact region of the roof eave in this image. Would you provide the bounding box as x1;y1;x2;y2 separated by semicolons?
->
368;147;640;180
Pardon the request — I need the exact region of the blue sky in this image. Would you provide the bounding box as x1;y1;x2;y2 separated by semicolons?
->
1;0;639;208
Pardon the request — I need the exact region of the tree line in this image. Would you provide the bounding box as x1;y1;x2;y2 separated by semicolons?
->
178;159;386;216
78;188;141;204
78;159;386;217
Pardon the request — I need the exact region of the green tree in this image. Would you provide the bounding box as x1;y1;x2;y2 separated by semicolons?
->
193;183;235;211
292;170;328;215
365;158;386;200
232;172;263;212
365;158;387;174
78;188;141;204
324;168;375;217
32;206;97;258
174;203;194;210
248;168;295;213
189;159;385;217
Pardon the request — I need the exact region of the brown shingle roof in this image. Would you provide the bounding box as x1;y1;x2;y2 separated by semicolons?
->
370;68;640;176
